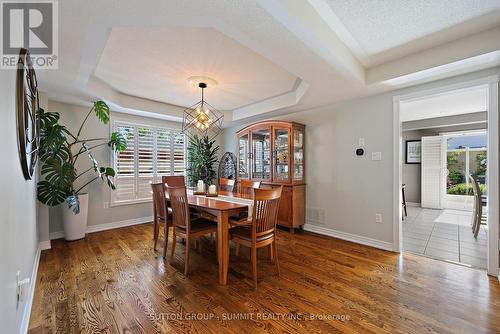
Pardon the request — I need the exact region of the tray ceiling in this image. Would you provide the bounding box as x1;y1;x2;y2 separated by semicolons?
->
94;27;298;110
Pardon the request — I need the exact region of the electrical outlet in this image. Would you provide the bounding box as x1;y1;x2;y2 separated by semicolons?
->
372;152;382;161
375;213;383;223
103;202;109;209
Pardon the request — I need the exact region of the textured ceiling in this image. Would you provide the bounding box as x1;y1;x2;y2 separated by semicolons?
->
325;0;500;56
36;0;500;124
94;27;298;110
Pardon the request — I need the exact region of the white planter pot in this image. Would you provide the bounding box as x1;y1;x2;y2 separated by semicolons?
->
62;193;89;241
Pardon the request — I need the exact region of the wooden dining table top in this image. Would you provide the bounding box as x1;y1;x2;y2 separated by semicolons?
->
166;189;253;211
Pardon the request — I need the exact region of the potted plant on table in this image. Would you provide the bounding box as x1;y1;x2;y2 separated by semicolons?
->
37;101;126;240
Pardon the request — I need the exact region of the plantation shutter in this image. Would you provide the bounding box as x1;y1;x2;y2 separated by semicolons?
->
112;121;186;205
156;129;171;180
137;126;154;200
173;132;186;176
421;136;443;209
113;124;136;203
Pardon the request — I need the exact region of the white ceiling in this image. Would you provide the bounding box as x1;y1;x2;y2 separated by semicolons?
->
94;27;297;110
324;0;500;65
36;0;500;126
400;85;488;122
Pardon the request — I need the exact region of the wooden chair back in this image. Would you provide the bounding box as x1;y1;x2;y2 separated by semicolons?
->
151;183;168;221
166;186;191;232
162;175;185;187
251;187;282;236
219;178;236;192
239;179;261;195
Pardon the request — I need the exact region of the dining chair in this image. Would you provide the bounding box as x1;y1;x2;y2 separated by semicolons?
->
239;179;261;195
167;186;218;275
219;178;236;192
151;183;172;259
229;180;262;225
469;175;486;238
402;184;407;220
162;175;186;186
163;175;199;218
230;187;282;288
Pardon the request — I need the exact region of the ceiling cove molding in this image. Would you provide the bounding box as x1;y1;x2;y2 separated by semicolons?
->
231;79;309;121
367;27;500;85
256;0;365;83
87;76;185;122
88;74;309;124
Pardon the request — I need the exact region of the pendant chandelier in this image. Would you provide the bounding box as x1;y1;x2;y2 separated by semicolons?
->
182;82;223;141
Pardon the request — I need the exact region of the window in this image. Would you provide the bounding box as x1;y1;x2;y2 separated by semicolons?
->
112;121;186;205
446;132;487;196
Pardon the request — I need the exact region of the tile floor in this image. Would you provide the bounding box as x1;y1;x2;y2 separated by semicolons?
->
402;206;487;269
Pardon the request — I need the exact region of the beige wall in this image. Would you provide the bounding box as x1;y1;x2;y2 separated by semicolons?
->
402;130;423;203
221;67;500;245
0;69;40;333
47;101;223;234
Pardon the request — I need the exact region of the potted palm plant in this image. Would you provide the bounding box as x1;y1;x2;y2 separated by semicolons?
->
37;101;126;240
186;135;219;187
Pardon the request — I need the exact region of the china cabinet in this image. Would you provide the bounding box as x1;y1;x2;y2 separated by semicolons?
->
236;121;305;231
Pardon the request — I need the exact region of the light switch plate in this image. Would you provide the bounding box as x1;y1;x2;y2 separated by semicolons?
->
372;152;382;161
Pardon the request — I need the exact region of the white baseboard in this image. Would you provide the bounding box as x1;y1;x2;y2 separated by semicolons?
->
407;202;420;207
19;243;42;334
49;216;153;240
39;240;51;250
303;223;394;251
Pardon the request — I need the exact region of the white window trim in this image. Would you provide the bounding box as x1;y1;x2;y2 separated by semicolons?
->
109;118;186;207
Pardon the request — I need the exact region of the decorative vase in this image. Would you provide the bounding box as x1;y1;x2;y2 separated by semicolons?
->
62;193;89;241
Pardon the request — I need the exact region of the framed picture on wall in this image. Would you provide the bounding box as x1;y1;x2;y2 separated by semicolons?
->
405;140;421;164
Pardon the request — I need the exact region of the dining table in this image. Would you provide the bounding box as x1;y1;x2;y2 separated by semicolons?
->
166;189;253;285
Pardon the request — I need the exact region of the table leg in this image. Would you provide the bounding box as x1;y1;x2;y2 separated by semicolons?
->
217;211;229;285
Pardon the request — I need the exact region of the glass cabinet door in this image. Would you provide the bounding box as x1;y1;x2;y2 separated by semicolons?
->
274;128;290;181
252;128;271;180
238;133;250;178
293;128;304;181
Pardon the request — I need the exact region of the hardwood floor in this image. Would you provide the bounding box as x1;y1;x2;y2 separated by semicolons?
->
29;223;500;333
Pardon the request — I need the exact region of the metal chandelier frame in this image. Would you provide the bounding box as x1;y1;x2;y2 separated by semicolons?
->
182;82;224;141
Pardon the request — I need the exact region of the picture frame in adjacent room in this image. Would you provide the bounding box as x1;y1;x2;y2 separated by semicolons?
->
405;140;421;164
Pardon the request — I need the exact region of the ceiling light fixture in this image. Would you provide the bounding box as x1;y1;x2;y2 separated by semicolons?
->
182;82;223;141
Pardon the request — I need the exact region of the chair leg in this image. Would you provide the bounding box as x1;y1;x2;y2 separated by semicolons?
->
235;243;240;257
170;230;177;262
163;224;169;259
153;219;159;251
268;244;275;262
215;232;218;262
251;245;257;289
198;238;203;253
273;241;280;277
184;238;190;276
